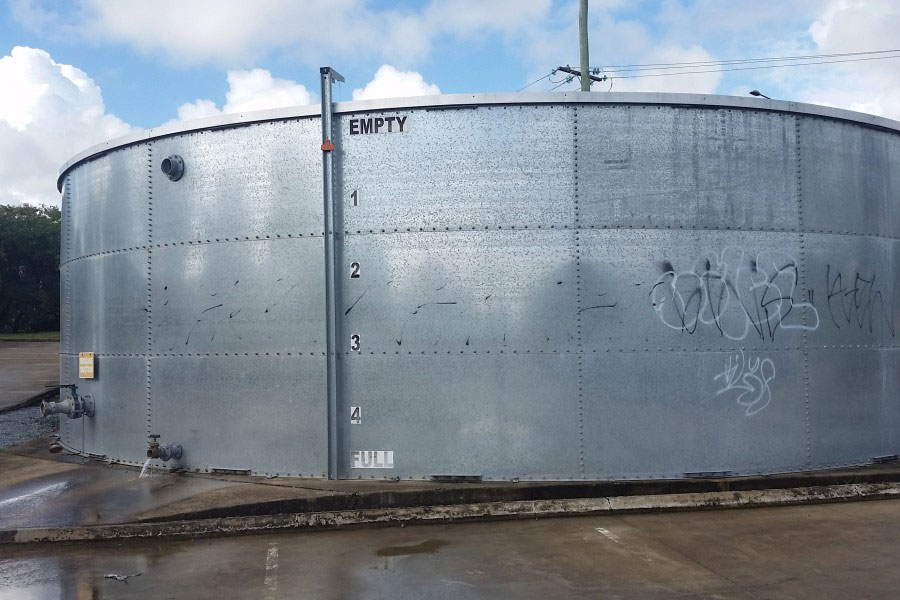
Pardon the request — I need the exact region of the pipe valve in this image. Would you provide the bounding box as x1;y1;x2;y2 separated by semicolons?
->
41;385;94;419
147;434;183;462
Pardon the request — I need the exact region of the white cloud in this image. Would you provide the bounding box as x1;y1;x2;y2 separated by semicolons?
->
603;45;723;94
516;4;723;95
175;68;314;122
13;0;551;68
174;65;437;123
798;0;900;119
0;46;134;206
175;99;220;121
351;65;440;101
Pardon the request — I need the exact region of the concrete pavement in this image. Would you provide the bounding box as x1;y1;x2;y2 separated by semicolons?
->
0;342;59;412
1;500;899;598
2;435;900;544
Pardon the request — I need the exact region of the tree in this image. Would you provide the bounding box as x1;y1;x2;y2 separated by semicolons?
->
0;204;60;332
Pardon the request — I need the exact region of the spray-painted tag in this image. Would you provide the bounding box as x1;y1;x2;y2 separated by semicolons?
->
350;451;394;469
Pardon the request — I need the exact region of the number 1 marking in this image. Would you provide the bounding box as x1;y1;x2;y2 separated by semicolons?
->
351;189;359;206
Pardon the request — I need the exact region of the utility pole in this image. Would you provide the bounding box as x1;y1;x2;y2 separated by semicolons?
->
557;66;606;85
579;0;590;91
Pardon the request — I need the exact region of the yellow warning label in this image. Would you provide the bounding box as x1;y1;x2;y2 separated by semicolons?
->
78;352;94;379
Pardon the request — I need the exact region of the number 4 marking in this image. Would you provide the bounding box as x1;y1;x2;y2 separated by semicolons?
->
350;406;361;424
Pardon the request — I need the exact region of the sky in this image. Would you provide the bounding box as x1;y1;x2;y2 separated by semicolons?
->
1;0;899;207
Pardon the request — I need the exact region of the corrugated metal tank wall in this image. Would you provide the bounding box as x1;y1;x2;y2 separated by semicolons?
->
58;95;900;480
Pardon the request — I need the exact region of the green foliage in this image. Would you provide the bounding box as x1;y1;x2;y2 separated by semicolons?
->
0;204;61;333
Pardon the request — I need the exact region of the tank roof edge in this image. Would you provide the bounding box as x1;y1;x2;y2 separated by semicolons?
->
57;91;900;191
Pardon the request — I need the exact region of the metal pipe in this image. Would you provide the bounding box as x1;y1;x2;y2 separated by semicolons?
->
579;0;590;91
147;434;183;461
160;155;184;181
41;393;94;419
320;66;344;480
41;397;74;417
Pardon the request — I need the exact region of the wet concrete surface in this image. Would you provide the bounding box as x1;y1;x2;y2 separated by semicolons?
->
1;500;898;599
0;407;57;450
0;451;237;529
4;435;900;536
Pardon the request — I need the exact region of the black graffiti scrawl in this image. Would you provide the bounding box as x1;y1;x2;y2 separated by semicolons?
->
825;265;896;337
650;248;819;342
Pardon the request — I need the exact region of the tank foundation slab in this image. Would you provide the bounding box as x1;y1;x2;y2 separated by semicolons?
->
2;436;899;544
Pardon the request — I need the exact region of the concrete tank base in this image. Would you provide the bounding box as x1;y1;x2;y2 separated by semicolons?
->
56;92;900;480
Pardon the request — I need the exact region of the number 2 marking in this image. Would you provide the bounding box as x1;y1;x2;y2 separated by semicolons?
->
350;334;360;351
350;262;360;278
351;190;359;206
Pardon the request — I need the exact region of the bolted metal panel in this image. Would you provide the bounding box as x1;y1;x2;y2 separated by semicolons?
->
66;146;149;259
799;117;898;238
807;348;891;468
581;350;808;478
67;252;148;355
883;348;900;452
150;355;327;476
150;239;325;355
57;94;900;479
58;354;147;462
577;105;800;232
339;353;581;479
338;105;576;231
802;233;896;347
580;229;812;351
339;230;577;353
150;119;324;244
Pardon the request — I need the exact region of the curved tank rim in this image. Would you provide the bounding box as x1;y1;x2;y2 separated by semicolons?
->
56;90;900;191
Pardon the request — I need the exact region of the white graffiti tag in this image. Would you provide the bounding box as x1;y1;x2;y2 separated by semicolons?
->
714;350;776;416
650;248;819;341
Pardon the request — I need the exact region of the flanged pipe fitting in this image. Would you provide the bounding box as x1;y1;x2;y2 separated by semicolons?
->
160;155;184;181
147;434;183;462
41;390;94;419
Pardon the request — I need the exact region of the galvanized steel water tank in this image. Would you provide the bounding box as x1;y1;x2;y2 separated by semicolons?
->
56;92;900;480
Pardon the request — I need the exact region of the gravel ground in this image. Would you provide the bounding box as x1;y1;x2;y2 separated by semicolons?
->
0;406;58;449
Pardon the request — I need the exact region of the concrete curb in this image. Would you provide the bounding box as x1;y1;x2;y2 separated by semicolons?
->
4;482;898;545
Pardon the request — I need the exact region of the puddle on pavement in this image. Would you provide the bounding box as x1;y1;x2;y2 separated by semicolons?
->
376;539;449;557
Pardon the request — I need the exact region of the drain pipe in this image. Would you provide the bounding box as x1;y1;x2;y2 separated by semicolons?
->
320;66;344;480
147;434;182;462
41;385;94;419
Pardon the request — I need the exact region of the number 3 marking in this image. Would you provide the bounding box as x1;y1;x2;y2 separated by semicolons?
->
350;334;360;351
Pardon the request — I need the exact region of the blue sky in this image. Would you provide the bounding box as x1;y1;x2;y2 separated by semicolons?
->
1;0;899;205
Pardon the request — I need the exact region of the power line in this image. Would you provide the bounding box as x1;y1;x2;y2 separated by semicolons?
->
517;72;552;92
606;54;900;79
592;48;900;71
548;76;576;91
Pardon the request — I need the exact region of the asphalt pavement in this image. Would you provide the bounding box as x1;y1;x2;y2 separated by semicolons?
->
0;342;58;412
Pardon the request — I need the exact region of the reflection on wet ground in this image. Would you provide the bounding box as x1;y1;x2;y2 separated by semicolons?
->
1;499;899;599
376;539;449;557
0;456;235;529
